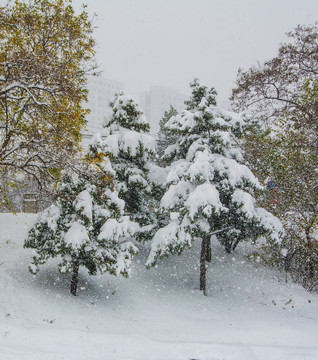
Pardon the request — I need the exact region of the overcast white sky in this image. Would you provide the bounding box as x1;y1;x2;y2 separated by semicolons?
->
73;0;318;107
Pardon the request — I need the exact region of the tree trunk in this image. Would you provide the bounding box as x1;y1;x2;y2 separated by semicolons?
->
225;242;232;254
206;236;212;262
70;259;80;296
232;238;240;252
200;236;209;295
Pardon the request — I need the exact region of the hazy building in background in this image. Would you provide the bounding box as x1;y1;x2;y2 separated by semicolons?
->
84;79;187;138
84;76;123;135
140;86;187;137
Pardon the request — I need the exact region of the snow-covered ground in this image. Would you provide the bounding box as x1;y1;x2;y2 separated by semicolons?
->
1;213;318;360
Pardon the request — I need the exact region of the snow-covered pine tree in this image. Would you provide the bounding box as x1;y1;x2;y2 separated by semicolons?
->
146;79;283;295
157;105;178;166
103;92;156;240
24;147;138;296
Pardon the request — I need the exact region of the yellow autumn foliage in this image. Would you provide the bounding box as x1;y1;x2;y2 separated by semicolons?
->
0;0;97;208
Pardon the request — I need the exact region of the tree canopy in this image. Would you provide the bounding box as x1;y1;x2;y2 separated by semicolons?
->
231;24;318;290
0;0;96;207
231;23;318;127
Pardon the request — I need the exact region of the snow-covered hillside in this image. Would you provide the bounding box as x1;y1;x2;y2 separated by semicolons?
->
1;213;318;359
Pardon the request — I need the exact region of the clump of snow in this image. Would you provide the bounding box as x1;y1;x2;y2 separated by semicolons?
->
104;188;125;211
212;154;261;189
166;111;197;132
161;180;191;209
75;190;93;221
38;205;60;231
128;173;149;188
165;160;190;184
103;133;119;155
146;220;180;267
146;163;169;186
256;208;285;243
232;189;256;218
170;212;179;221
115;242;139;276
102;157;115;175
213;129;231;146
214;116;228;127
187;150;214;182
90;132;104;149
64;221;90;249
185;183;223;219
104;129;155;157
98;216;139;243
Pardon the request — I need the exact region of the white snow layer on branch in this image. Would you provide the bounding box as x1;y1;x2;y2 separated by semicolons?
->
104;128;155;157
115;242;139;276
146;163;170;186
212;154;261;188
232;189;256;218
213;116;228;127
146;221;179;266
104;188;125;211
213;130;231;146
165;160;190;184
213;106;249;129
185;183;224;219
165;111;197;132
167;148;259;191
232;189;284;242
145;220;179;267
75;190;93;221
146;216;193;266
161;180;192;209
255;208;284;243
112;94;134;112
164;144;179;158
128;173;149;188
90;132;104;149
98;216;139;242
38;204;60;231
187;150;214;182
102;157;115;175
166;105;248;133
65;221;90;249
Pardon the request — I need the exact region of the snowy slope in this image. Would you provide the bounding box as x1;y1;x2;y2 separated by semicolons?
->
1;213;318;360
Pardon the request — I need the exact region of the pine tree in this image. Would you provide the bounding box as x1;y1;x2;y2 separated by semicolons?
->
157;106;178;166
146;79;283;295
24;147;138;296
103;92;156;240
